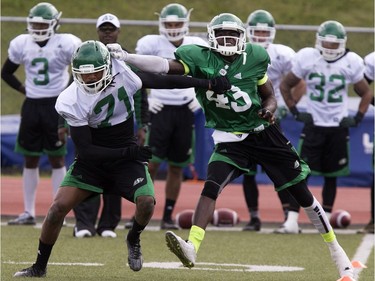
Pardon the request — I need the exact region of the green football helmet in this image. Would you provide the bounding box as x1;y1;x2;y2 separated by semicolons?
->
207;13;246;56
71;40;112;96
315;20;347;61
246;10;276;48
158;3;192;42
27;2;62;42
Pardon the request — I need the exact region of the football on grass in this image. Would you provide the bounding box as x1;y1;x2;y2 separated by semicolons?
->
176;209;194;229
211;208;240;227
330;209;351;228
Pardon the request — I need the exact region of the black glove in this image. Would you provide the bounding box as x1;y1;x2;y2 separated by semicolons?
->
339;112;364;128
290;106;313;124
122;145;152;162
209;76;231;93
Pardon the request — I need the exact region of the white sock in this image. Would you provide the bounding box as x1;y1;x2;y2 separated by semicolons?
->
304;197;333;235
23;168;39;217
284;210;299;226
51;167;66;197
325;212;332;221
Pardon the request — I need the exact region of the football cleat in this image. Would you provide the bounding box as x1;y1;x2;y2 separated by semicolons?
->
8;212;36;225
165;231;196;268
100;230;117;238
73;227;93;238
243;217;261;231
126;239;143;271
161;219;180;230
274;221;301;234
14;265;46;277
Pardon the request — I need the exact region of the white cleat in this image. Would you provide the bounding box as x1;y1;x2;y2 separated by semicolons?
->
73;227;92;238
274;222;301;234
100;230;117;238
165;231;196;268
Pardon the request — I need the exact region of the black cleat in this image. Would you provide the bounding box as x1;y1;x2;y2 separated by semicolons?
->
126;239;143;271
161;219;179;230
242;217;261;231
14;265;46;277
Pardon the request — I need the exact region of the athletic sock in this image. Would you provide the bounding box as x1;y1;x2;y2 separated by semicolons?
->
188;225;205;253
303;196;342;243
35;239;54;270
51;167;66;197
23;168;39;217
284;210;299;226
127;219;145;244
163;199;176;221
250;210;259;219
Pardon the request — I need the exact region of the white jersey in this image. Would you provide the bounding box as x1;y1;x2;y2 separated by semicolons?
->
56;59;142;128
135;34;208;105
8;33;81;99
364;51;375;82
292;47;364;127
266;43;296;107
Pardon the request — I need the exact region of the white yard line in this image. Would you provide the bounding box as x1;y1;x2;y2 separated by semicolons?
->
353;234;374;280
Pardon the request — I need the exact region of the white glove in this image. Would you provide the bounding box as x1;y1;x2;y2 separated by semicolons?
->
148;97;164;114
106;43;128;61
188;97;201;112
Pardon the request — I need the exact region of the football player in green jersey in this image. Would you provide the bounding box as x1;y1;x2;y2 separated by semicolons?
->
108;13;356;280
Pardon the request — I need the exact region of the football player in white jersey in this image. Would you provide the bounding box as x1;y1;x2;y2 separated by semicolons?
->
1;2;81;225
358;51;374;234
280;20;372;234
242;9;306;232
124;3;209;230
71;13;150;239
13;40;230;277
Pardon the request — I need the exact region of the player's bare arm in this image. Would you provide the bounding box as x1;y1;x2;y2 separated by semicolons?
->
280;72;301;109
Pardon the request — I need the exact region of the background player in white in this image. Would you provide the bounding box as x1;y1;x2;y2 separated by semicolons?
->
242;9;306;231
280;20;372;233
13;40;231;277
1;2;81;225
358;51;374;234
125;3;209;230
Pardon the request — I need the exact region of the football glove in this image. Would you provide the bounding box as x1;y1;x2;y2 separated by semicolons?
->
290;106;313;124
122;145;152;162
209;76;231;93
148;97;164;114
339;112;364;128
107;43;128;61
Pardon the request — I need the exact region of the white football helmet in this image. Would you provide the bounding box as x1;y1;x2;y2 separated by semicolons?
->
27;2;61;42
158;3;192;42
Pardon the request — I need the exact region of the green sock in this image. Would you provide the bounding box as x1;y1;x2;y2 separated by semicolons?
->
188;225;205;252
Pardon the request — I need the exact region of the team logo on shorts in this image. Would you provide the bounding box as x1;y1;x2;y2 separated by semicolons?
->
133;177;144;186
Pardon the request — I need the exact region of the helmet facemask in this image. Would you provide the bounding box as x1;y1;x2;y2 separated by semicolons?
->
27;3;61;42
315;20;347;62
246;25;275;48
208;14;246;56
315;35;346;61
72;41;112;96
158;4;192;42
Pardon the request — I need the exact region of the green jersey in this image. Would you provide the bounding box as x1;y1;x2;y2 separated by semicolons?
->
175;43;270;132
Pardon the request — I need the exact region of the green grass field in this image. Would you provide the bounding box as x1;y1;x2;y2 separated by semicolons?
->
1;221;374;281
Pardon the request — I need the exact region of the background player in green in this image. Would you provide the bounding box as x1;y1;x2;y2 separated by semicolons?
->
108;13;357;280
